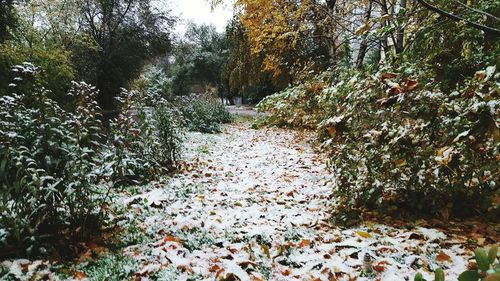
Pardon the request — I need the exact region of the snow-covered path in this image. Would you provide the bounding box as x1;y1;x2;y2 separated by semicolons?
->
122;123;474;280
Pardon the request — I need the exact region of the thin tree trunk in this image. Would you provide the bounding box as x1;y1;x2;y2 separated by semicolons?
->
395;0;407;54
356;2;373;68
379;0;390;59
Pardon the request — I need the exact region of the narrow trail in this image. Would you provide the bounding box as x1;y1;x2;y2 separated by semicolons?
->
122;123;472;280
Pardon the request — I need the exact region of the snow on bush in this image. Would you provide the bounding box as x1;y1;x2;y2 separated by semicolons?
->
257;65;499;220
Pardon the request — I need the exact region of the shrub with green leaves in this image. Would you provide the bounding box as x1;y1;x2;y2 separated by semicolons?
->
153;108;183;168
0;64;107;256
179;95;233;133
256;70;336;128
415;246;499;281
79;254;138;281
102;89;183;186
257;65;499;220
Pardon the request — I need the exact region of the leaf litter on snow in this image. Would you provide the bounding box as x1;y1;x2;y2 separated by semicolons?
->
116;124;480;281
1;123;494;280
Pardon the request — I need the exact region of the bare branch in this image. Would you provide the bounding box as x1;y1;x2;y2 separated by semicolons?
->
415;0;500;36
452;0;500;23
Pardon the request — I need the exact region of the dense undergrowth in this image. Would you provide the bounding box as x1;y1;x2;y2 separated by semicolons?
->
0;64;108;257
0;63;232;258
257;64;499;221
178;95;234;133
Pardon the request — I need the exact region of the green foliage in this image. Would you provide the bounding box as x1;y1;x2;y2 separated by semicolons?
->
179;96;233;133
79;254;138;281
258;64;499;219
153;108;184;168
0;63;184;257
415;246;499;281
406;0;500;92
0;64;106;256
76;0;173;109
221;18;277;103
165;23;227;96
435;268;445;281
103;89;184;186
256;71;334;128
0;41;75;99
327;66;499;219
415;272;425;281
171;227;219;251
0;0;16;43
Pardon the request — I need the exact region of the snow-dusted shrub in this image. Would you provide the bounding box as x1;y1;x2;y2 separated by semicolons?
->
179;95;233;133
328;66;499;220
103;89;183;186
256;71;335;128
153;108;184;168
257;65;499;219
0;64;107;256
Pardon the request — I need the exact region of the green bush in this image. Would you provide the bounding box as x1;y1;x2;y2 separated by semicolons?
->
257;65;499;220
415;246;499;281
79;254;138;281
179;95;233;133
0;64;107;256
0;64;185;257
0;40;75;100
153;108;183;168
256;71;333;128
103;89;183;186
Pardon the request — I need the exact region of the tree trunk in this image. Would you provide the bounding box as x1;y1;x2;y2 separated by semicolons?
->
379;0;390;60
356;2;373;68
395;0;407;54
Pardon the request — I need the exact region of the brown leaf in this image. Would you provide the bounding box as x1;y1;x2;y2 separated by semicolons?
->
403;78;418;91
436;251;452;262
164;235;182;244
468;260;478;270
327;125;337;138
373;260;390;273
74;271;87;280
381;73;398;80
298;239;311;248
328;271;338;281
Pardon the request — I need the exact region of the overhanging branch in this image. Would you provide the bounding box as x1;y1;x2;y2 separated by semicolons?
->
415;0;500;36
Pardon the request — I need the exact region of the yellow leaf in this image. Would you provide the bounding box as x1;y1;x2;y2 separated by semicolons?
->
355;23;372;36
356;231;372;238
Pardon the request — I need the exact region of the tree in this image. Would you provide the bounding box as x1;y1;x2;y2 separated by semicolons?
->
166;23;227;96
221;17;275;103
0;1;76;98
0;0;16;43
77;0;173;109
415;0;500;36
236;0;331;87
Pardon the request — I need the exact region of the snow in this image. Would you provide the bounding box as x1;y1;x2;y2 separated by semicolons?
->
1;123;484;280
116;123;475;280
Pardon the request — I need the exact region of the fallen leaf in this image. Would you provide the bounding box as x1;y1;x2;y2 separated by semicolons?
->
281;268;291;276
209;264;221;272
381;73;398;80
298;239;311;248
356;231;372;238
164;235;182;244
74;271;87;280
436;251;452;262
373;260;390;273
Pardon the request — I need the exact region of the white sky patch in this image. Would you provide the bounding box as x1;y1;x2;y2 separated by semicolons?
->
158;0;234;36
